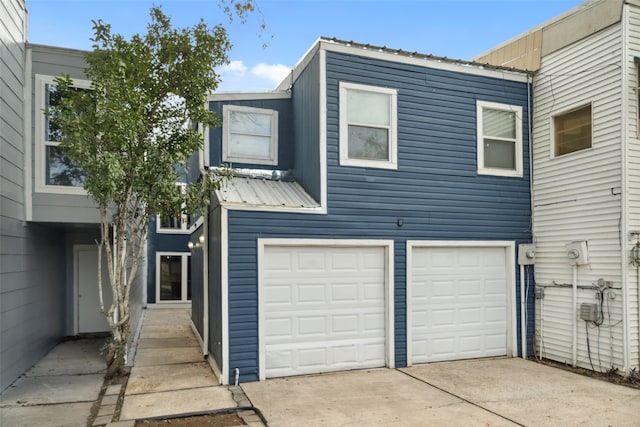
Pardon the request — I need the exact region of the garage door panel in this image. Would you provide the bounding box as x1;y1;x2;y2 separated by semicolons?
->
263;245;387;378
410;246;508;364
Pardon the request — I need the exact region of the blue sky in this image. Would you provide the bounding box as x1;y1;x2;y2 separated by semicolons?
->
26;0;584;91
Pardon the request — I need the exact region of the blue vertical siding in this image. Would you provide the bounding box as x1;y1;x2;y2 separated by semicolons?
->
220;50;532;383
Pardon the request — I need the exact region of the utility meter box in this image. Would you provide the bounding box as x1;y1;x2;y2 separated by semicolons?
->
566;241;589;265
580;303;598;322
518;244;535;265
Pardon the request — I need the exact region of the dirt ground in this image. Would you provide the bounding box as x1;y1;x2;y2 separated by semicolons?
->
135;413;245;426
538;359;640;390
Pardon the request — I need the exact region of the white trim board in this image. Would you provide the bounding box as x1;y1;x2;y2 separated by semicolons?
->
405;240;517;366
257;238;395;381
155;251;191;303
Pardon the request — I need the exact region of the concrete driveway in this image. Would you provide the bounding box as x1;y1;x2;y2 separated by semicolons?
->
241;358;640;426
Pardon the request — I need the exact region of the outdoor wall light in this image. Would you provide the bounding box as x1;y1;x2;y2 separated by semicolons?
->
188;235;206;250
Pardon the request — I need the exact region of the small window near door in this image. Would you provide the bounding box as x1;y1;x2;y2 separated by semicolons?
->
157;253;191;302
553;104;592;157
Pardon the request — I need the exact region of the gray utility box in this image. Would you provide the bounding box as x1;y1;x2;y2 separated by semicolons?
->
579;303;598;322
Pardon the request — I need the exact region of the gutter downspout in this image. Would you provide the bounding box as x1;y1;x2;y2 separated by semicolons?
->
572;264;578;367
203;210;209;357
621;1;631;373
199;123;210;359
520;264;527;358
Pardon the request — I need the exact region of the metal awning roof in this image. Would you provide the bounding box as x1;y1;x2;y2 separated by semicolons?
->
215;176;320;209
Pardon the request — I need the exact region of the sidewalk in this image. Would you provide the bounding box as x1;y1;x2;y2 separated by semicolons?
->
107;306;265;426
117;306;236;421
0;338;106;427
1;307;265;426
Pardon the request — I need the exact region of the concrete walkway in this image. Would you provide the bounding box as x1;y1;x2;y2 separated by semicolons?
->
0;338;106;427
243;359;640;426
117;307;243;423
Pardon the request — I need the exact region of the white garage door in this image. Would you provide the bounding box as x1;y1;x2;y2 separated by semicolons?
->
410;246;508;364
262;245;387;378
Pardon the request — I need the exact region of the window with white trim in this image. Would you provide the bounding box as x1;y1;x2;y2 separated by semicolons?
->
552;104;592;157
339;82;397;169
156;253;191;302
36;75;92;192
156;183;190;233
222;105;278;165
477;101;523;177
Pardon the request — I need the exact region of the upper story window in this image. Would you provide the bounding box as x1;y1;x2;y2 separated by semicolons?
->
36;74;91;193
476;101;523;177
222;105;278;166
156;183;190;234
553;104;592;157
339;82;398;170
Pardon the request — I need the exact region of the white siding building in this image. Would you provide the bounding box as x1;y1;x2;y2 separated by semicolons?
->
477;0;640;374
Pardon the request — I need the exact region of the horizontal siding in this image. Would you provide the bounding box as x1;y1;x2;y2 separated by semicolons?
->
532;22;627;371
626;4;640;370
224;52;533;383
292;52;321;201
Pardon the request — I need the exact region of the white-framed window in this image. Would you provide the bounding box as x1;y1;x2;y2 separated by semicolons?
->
476;101;523;177
222;105;278;165
339;82;398;170
35;74;92;194
552;103;592;157
156;183;190;234
156;252;191;302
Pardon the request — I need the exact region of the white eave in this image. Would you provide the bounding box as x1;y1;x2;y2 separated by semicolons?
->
215;176;320;211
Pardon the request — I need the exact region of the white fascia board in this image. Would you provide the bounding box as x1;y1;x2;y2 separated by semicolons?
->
276;38;322;90
320;41;530;83
319;48;328;211
220;206;229;385
218;202;325;215
207;91;291;102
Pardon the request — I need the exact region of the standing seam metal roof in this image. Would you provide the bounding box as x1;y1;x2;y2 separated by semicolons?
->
215;177;320;209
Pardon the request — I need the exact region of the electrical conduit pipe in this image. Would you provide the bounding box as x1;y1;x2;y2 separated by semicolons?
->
572;264;578;367
520;264;527;359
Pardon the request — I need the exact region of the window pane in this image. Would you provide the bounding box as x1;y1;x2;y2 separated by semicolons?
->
160;214;181;229
554;105;591;156
347;90;390;126
160;256;182;301
228;134;271;159
229;111;272;135
483;108;516;139
45;84;64;142
46;145;86;187
348;125;389;160
484;139;515;170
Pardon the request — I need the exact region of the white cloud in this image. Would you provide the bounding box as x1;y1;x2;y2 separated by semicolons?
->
251;63;291;85
219;60;248;76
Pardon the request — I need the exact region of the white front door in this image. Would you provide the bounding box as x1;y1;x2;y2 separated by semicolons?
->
76;245;111;333
261;245;388;379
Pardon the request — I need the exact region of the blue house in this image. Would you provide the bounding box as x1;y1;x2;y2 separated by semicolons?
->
190;37;534;384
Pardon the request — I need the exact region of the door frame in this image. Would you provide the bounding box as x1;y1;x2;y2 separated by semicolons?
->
73;244;109;335
155;251;191;303
405;240;517;366
257;238;395;381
